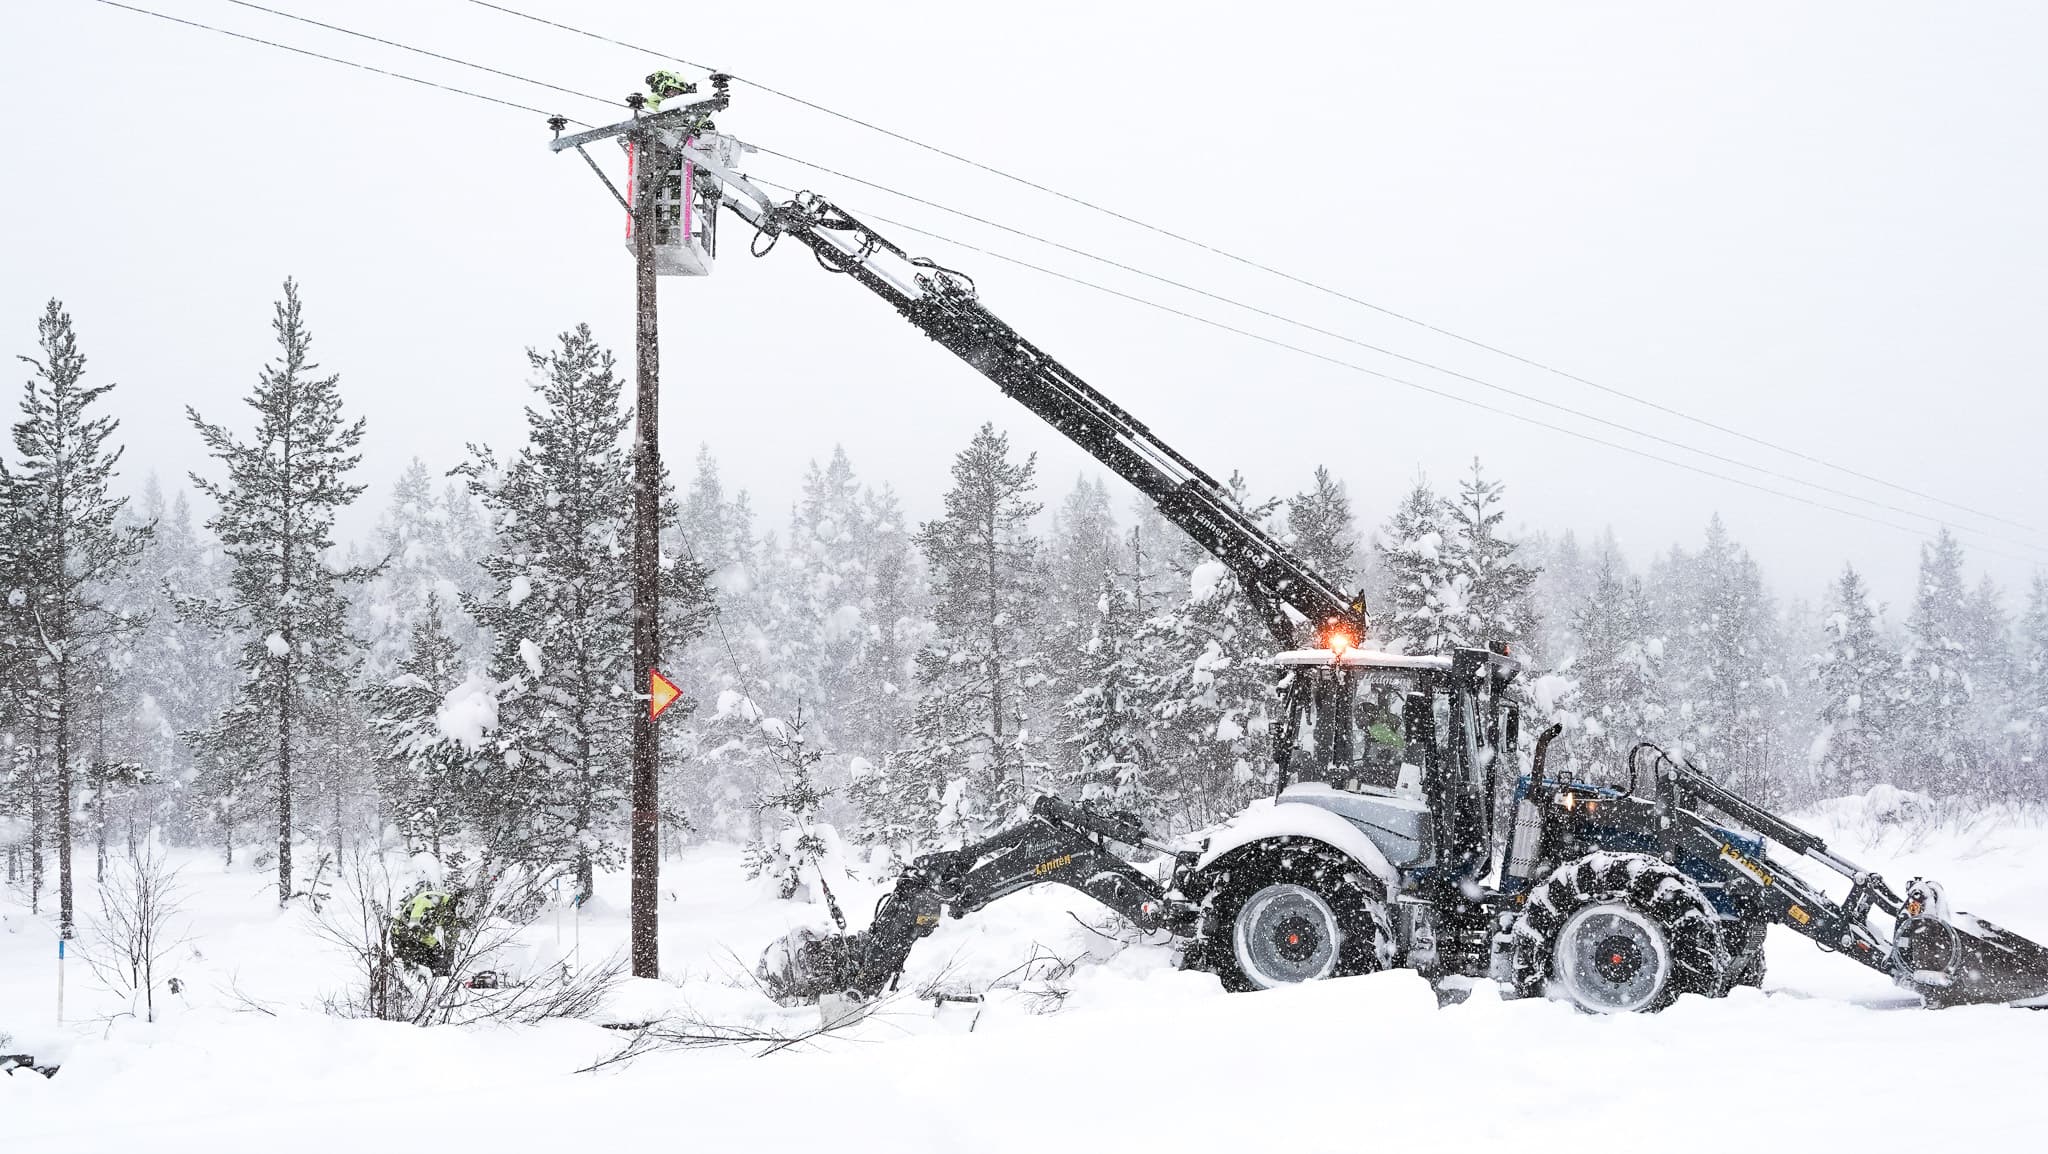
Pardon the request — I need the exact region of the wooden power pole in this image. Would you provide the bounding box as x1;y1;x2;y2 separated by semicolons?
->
548;79;730;983
627;100;663;980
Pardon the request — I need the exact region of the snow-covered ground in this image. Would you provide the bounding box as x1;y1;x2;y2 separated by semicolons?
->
6;792;2047;1152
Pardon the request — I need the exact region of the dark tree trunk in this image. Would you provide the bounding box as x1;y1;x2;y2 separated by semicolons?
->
57;662;74;939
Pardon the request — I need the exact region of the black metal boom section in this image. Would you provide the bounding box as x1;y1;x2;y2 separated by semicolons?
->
761;795;1189;1001
732;192;1365;650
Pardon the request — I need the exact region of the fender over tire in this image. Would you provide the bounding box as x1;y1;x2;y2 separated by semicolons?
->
1512;851;1730;1013
1195;837;1392;993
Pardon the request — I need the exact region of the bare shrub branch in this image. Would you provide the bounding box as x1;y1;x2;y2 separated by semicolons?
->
80;840;187;1022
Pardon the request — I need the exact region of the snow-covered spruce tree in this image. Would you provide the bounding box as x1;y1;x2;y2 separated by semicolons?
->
1652;516;1785;801
1566;559;1664;772
353;459;488;683
668;447;776;842
189;689;265;866
1286;465;1360;589
1960;574;2021;790
183;280;375;906
455;325;633;896
454;324;711;898
850;484;919;759
1808;564;1896;794
1042;475;1120;794
853;424;1044;853
3;300;150;935
1060;569;1161;819
2016;575;2048;798
1144;473;1280;831
1374;476;1457;655
1444;459;1539;654
102;480;226;850
361;593;465;859
775;447;918;768
1892;529;1978;794
1528;528;1623;673
743;703;851;905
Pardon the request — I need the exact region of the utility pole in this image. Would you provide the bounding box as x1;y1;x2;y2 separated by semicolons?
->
626;93;663;980
548;77;731;982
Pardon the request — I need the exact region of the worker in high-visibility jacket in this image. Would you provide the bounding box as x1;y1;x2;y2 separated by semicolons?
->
645;70;697;112
392;885;460;976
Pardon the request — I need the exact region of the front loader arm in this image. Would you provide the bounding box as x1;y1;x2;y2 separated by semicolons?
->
761;797;1186;1003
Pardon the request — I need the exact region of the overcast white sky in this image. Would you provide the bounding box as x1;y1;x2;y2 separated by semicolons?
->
5;1;2045;614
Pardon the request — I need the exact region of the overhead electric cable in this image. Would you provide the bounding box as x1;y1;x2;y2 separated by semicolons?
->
753;146;2025;547
88;0;580;121
220;0;623;110
83;0;2037;558
460;0;2042;539
746;176;2042;566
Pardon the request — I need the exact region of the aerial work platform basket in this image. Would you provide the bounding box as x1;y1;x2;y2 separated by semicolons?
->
624;134;726;276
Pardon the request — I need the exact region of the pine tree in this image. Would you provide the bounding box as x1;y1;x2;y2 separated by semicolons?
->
2016;576;2048;797
183;280;374;906
1061;570;1159;818
774;446;917;759
354;459;487;683
4;300;150;935
1287;465;1359;589
1893;529;1977;793
1567;559;1664;770
1655;517;1784;801
1144;473;1280;830
1043;475;1120;792
1529;527;1621;669
129;482;236;849
363;593;464;858
1375;476;1456;655
668;447;777;842
743;703;848;905
855;424;1044;851
1445;458;1539;653
1809;565;1896;793
454;324;638;896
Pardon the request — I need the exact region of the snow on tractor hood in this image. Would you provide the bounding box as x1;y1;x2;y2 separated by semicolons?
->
1269;648;1454;671
1191;795;1400;891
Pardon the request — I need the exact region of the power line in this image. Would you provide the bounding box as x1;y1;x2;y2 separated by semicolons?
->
145;0;2037;551
220;0;623;111
87;0;579;121
463;0;715;72
746;175;2044;567
82;0;2041;560
753;146;2039;552
460;0;2042;540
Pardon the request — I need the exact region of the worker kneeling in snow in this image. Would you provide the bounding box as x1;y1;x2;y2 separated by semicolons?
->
392;885;461;976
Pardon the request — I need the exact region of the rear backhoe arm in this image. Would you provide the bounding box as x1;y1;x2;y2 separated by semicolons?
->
762;797;1190;1002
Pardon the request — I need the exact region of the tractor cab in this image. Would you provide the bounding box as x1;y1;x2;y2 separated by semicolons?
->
1272;643;1523;883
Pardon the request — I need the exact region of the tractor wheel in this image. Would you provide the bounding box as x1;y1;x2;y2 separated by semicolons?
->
1201;838;1391;993
1512;852;1730;1013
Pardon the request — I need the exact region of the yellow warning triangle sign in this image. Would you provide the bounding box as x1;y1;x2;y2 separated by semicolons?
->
648;668;683;721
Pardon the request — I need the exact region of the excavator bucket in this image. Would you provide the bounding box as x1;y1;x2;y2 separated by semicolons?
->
757;927;869;1006
1894;881;2048;1007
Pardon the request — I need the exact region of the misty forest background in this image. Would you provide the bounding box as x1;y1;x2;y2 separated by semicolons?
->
5;284;2046;932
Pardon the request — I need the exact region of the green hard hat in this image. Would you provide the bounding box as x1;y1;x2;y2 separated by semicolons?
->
646;70;696;98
